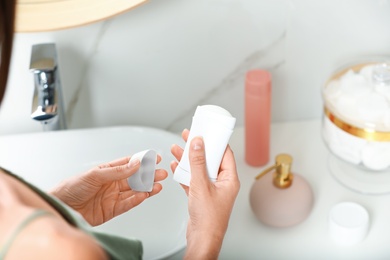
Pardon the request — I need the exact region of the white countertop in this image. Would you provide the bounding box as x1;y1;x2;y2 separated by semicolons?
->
216;119;390;259
2;119;390;259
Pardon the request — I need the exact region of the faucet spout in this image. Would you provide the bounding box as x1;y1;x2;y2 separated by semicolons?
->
30;43;66;131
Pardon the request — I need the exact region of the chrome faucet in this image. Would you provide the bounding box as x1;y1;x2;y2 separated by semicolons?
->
30;43;67;131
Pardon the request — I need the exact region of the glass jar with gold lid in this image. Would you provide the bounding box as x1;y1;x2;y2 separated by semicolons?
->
322;57;390;172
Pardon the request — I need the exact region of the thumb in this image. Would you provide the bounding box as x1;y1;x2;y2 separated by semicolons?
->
189;136;209;186
94;159;140;183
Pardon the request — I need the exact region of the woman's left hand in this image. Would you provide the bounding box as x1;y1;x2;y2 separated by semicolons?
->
49;155;167;226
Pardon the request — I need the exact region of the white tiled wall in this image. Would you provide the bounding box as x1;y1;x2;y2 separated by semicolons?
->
1;0;390;135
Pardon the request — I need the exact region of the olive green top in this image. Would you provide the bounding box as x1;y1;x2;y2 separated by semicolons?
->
0;167;143;260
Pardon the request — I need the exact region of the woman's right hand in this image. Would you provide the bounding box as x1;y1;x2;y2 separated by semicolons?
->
170;129;240;259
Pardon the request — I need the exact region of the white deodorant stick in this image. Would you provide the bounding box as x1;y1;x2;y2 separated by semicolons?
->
173;105;236;186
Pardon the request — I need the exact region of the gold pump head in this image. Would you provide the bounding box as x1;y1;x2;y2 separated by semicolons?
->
255;154;294;189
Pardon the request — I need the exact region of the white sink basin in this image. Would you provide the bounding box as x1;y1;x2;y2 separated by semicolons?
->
0;126;187;260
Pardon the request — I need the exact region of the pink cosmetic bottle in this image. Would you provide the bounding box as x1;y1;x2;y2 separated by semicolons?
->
245;69;271;166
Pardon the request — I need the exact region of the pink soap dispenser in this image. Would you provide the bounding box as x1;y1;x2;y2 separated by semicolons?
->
245;69;271;166
249;154;314;228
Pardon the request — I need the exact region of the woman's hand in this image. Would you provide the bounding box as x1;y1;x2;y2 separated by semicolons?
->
170;129;240;259
49;155;168;226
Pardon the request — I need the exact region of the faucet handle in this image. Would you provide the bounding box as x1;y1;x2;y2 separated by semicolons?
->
30;59;55;72
30;43;57;72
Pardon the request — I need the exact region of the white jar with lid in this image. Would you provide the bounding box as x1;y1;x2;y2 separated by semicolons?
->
322;58;390;171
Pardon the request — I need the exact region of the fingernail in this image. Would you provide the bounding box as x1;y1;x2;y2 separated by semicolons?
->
128;159;140;168
192;137;203;151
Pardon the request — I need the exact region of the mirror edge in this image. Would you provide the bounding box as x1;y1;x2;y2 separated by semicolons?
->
15;0;148;33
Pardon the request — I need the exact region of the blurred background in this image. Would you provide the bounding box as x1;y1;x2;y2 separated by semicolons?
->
2;0;390;135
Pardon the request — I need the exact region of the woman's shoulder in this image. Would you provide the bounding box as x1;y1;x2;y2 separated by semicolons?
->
6;212;108;260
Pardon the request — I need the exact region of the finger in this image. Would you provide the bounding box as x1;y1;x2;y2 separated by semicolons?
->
154;169;168;182
218;145;238;177
117;192;149;214
148;183;163;197
170;161;189;195
217;146;240;191
188;136;210;187
182;128;190;142
98;156;131;169
220;145;236;170
156;154;162;164
171;144;184;162
170;160;178;173
93;159;141;182
99;153;162;169
180;183;189;195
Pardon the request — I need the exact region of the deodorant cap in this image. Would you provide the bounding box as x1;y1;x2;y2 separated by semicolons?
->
245;70;271;96
127;149;157;192
328;202;370;246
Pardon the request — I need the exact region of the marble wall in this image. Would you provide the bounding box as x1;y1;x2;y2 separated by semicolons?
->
1;0;390;135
